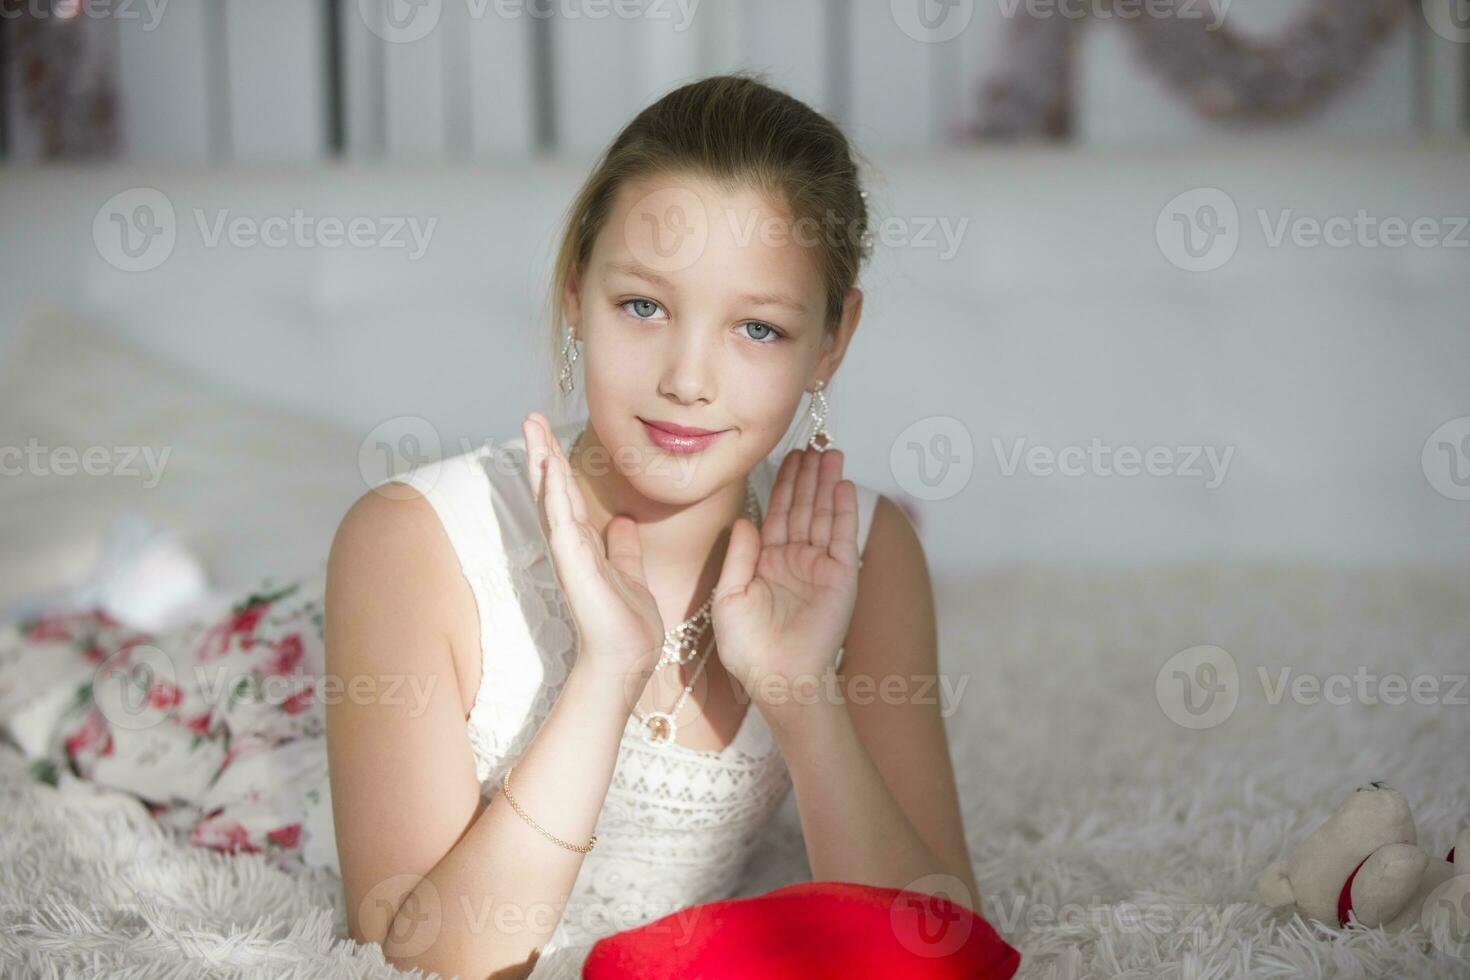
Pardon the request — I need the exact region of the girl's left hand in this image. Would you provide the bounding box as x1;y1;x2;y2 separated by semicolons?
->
711;447;861;712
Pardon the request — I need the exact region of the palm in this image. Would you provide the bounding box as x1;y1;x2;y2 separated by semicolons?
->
523;413;665;675
712;447;861;698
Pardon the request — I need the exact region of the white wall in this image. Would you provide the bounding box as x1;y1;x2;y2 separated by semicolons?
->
2;142;1467;574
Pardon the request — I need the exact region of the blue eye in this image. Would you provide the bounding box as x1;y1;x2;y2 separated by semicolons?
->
740;321;781;344
622;298;661;320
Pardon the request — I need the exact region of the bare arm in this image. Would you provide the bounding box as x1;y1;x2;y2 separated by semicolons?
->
325;486;647;979
762;495;981;913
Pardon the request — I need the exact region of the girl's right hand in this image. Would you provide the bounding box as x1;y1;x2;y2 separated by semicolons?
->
522;412;665;684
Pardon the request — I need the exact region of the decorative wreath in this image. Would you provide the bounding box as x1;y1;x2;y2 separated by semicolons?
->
975;0;1414;138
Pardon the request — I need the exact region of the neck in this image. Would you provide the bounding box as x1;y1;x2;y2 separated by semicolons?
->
567;422;753;624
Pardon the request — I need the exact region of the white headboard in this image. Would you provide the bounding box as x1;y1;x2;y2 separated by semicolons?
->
2;140;1468;574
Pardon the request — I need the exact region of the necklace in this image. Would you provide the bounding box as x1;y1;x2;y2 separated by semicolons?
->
570;423;763;748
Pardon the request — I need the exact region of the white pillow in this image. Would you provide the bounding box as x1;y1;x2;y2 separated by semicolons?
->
0;301;367;609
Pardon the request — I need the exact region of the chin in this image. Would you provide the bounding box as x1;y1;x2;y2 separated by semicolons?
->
623;457;728;503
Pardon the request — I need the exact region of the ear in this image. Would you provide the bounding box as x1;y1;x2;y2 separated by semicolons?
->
813;286;862;385
563;267;583;339
1255;860;1296;908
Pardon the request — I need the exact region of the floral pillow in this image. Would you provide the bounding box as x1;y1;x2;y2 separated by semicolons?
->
0;573;332;873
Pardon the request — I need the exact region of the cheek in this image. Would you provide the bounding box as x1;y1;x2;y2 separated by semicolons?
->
724;361;809;453
581;324;648;394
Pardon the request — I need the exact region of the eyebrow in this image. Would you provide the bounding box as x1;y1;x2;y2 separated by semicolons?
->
606;260;809;316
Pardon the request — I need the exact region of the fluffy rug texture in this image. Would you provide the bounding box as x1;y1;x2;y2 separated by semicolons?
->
2;562;1468;979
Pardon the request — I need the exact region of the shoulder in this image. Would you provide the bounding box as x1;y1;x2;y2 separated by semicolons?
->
327;486;464;643
844;493;936;668
325;484;481;699
861;494;930;587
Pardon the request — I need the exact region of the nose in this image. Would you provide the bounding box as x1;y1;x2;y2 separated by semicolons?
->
658;322;718;406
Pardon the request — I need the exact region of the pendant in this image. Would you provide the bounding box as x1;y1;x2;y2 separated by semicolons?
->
640;711;678;745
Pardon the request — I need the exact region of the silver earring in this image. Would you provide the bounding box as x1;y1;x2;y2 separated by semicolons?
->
558;325;580;394
806;379;834;451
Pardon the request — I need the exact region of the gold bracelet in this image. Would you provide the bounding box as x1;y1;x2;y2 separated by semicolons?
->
499;764;598;853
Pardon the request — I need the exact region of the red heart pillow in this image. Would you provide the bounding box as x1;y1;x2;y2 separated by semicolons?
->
583;880;1020;979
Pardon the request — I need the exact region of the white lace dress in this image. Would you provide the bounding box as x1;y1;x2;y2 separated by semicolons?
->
306;418;879;977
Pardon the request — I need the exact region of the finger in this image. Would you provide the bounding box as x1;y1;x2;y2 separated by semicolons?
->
604;515;648;587
763;450;802;547
714;516;760;601
810;449;844;547
788;448;822;544
563;460;589;525
544;451;577;536
831;479;859;567
550;419;589;525
523;416;548;502
538;413;565;461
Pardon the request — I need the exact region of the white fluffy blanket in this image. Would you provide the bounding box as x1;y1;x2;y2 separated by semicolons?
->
2;563;1468;978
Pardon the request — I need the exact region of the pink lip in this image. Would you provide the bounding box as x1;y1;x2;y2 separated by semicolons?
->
638;417;728;454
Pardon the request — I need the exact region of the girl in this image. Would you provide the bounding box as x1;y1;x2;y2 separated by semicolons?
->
0;69;982;980
325;72;976;979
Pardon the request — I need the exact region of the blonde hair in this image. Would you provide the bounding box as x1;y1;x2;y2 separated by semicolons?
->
543;70;876;405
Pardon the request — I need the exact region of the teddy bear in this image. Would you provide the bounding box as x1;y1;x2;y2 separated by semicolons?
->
1254;782;1469;940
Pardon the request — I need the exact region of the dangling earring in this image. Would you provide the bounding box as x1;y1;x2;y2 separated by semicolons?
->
558;324;580;395
805;379;834;451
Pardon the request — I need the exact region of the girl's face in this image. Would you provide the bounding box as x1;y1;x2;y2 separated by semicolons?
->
564;172;861;504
